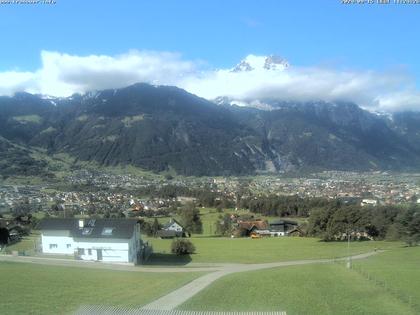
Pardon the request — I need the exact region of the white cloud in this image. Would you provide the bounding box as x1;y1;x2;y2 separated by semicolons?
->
0;50;420;112
0;50;196;97
180;60;417;112
0;71;36;95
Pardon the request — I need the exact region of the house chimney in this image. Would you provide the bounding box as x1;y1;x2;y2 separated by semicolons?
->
79;219;84;229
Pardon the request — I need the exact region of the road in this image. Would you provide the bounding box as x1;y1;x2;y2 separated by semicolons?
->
141;250;382;310
0;250;382;311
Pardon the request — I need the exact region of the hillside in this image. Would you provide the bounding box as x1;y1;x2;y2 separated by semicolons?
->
1;83;420;176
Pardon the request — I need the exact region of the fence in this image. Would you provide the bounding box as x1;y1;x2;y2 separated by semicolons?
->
334;260;418;312
75;307;287;315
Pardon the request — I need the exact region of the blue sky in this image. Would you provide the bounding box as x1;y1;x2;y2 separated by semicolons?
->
0;0;419;111
1;0;419;72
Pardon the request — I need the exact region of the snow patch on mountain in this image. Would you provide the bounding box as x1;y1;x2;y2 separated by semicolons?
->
231;54;289;73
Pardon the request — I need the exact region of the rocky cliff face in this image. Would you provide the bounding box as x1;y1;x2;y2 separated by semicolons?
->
1;83;420;176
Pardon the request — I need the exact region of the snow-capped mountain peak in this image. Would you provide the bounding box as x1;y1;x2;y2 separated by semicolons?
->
231;54;289;72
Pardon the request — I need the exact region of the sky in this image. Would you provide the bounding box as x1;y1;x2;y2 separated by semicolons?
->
0;0;419;112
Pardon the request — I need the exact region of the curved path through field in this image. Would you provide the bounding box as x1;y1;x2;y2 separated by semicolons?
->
141;250;382;310
0;250;383;311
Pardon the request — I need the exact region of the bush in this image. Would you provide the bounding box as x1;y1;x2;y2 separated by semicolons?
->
171;239;196;255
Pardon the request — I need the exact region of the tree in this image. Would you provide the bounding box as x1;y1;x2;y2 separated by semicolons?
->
12;198;33;216
180;202;202;234
325;205;369;240
139;219;153;236
215;214;232;236
398;205;420;246
152;218;161;237
171;239;195;255
307;203;340;238
0;227;9;246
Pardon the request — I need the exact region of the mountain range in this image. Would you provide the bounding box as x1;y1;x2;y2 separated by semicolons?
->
1;81;420;177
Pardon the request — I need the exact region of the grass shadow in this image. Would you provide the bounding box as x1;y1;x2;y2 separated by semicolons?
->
144;253;192;266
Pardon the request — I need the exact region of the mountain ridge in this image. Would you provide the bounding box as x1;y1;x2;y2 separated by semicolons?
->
1;83;420;177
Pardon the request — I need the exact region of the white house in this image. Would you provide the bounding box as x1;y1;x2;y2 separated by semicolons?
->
38;218;143;264
361;199;378;207
156;218;187;238
164;218;184;233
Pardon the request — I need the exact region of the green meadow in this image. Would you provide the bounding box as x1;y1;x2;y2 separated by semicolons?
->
179;247;420;315
0;262;203;315
147;236;402;264
353;247;420;310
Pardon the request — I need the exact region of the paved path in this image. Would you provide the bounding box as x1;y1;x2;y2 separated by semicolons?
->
141;250;382;310
0;250;383;311
0;255;222;273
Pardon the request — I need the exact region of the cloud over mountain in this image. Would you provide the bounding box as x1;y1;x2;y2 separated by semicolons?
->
0;50;420;112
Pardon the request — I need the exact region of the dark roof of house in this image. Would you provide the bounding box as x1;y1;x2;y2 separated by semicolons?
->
38;218;139;239
238;220;269;231
269;220;298;226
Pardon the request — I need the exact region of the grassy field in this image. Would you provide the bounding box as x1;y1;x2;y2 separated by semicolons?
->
353;246;420;310
146;236;402;264
0;262;203;315
179;258;416;315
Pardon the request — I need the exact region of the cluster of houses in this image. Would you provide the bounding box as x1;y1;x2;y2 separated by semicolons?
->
151;217;300;239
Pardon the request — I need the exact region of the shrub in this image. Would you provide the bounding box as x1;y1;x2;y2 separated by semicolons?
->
171;239;196;255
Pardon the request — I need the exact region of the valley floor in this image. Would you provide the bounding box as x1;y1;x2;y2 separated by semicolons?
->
1;239;418;315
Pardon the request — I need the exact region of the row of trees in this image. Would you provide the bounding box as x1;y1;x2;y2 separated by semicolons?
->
307;203;420;245
241;195;337;217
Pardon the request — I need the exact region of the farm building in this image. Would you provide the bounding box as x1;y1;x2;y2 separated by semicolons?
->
235;219;268;237
236;219;299;237
156;218;189;238
268;220;299;236
38;218;146;264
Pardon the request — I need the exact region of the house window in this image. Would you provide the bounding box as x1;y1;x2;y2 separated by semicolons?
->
101;227;114;236
49;244;58;249
78;248;85;255
88;249;92;255
82;227;93;235
66;244;71;248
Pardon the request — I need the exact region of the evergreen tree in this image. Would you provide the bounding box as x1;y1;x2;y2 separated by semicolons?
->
180;202;203;234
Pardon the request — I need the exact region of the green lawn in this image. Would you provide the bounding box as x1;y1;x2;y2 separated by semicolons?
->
353;246;420;311
146;236;402;264
0;262;203;315
179;261;416;315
